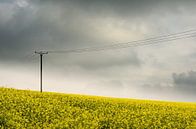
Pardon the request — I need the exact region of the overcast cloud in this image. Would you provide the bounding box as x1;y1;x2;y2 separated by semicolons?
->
0;0;196;102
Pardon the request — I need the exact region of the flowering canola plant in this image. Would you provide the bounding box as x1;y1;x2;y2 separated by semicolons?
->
0;88;195;128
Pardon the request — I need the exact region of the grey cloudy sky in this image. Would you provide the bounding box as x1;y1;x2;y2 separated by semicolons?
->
0;0;196;102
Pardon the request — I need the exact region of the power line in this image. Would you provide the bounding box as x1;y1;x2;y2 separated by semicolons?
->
47;29;196;54
49;33;196;53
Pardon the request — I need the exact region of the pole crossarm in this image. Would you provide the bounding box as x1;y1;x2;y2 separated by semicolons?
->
35;51;48;55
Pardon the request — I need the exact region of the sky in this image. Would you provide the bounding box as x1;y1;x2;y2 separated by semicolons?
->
0;0;196;102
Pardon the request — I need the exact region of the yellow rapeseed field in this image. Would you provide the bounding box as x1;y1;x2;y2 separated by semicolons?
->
0;88;195;128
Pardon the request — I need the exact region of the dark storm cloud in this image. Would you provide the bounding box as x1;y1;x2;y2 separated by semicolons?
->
1;0;195;61
0;0;146;66
0;4;52;60
172;71;196;94
137;71;196;101
0;3;87;61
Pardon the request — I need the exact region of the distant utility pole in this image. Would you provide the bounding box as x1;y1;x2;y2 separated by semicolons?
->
35;51;48;92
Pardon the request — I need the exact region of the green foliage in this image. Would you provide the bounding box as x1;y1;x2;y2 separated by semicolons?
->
0;88;195;129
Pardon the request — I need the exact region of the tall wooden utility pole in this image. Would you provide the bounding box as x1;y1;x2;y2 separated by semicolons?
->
35;51;48;92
